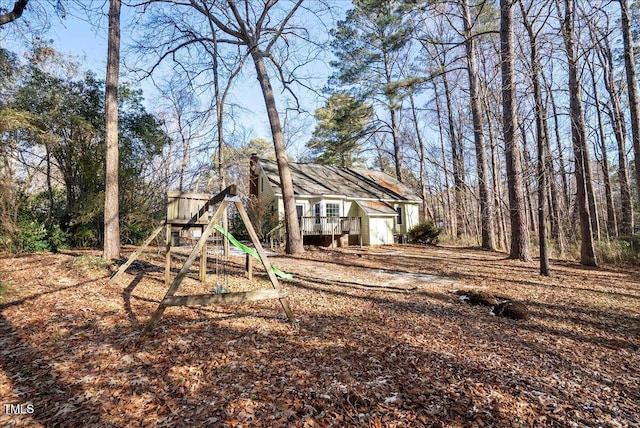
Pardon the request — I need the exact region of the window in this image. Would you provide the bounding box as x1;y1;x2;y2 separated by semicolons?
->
296;204;304;218
326;203;340;217
396;206;403;225
314;203;321;224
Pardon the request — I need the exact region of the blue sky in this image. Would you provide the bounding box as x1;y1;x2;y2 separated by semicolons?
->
1;1;338;158
49;7;275;142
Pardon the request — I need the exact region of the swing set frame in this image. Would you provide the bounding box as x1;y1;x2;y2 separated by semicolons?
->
109;185;295;335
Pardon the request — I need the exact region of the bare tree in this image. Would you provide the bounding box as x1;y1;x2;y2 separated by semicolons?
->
477;38;509;250
561;0;596;266
585;51;617;238
618;0;640;215
431;78;455;236
103;0;121;262
418;16;467;239
183;0;308;254
130;0;328;254
155;76;216;192
501;0;531;261
408;91;430;222
519;0;551;274
592;23;634;235
461;0;495;250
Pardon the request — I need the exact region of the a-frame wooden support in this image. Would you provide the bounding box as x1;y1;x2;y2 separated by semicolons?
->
141;196;295;335
109;222;166;283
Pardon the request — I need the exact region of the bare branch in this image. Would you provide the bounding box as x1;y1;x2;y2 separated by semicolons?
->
0;0;29;25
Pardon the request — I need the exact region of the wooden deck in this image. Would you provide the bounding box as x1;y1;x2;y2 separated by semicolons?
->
299;216;361;236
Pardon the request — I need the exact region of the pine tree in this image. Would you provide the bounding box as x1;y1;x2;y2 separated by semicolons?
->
306;93;372;167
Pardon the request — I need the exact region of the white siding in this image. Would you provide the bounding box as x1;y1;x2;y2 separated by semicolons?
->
257;170;276;207
404;203;419;232
343;200;355;217
367;217;394;245
390;202;420;235
360;208;370;245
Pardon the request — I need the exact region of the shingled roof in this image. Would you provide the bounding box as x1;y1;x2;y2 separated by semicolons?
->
258;159;421;202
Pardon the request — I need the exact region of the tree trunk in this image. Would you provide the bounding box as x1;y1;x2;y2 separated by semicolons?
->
619;0;640;209
590;68;617;238
45;141;53;224
520;2;549;274
251;51;303;255
211;30;230;256
390;107;403;182
546;83;571;212
562;0;596;266
585;146;600;241
462;0;495;250
521;133;537;232
409;92;429;222
542;100;563;252
433;79;454;236
442;71;465;239
487;106;508;251
500;0;530;261
597;33;634;235
103;0;121;262
536;113;549;275
480;88;508;251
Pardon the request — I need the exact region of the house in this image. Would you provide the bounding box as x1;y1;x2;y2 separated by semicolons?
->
249;154;422;246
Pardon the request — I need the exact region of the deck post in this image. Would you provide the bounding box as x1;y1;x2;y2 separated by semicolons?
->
331;226;335;248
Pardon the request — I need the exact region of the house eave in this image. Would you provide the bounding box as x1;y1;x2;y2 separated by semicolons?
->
270;194;420;204
273;193;348;199
347;196;421;204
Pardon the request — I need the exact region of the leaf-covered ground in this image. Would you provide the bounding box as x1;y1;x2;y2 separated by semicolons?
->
1;244;639;427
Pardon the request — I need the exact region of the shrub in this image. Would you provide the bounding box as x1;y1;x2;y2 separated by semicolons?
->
72;226;99;248
7;220;70;253
17;220;50;252
595;236;640;265
408;221;442;245
121;219;155;245
47;223;70;251
619;235;640;254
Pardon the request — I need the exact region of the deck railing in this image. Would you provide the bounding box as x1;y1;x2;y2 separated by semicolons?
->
265;216;361;248
299;216;361;236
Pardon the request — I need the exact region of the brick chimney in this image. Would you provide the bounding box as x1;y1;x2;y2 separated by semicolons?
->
249;153;259;197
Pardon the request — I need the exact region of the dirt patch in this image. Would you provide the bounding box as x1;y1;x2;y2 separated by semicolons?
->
269;255;449;291
1;244;639;427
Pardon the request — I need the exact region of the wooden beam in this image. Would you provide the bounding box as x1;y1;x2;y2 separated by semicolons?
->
163;289;285;306
245;253;253;280
199;225;207;283
109;222;165;283
176;185;238;227
165;225;172;285
235;201;296;322
142;189;295;335
143;200;229;335
209;184;237;206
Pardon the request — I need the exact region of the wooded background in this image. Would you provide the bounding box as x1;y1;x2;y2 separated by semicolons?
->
1;0;640;268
